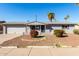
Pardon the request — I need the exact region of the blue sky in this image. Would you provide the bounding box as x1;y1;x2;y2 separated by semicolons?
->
0;3;79;22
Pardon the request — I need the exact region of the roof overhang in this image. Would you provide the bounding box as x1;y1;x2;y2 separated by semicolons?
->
0;21;77;26
27;21;47;25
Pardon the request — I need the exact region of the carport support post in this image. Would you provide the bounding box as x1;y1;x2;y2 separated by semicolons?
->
40;25;41;34
3;26;6;34
26;25;27;34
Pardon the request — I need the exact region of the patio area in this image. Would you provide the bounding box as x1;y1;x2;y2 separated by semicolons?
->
0;33;79;47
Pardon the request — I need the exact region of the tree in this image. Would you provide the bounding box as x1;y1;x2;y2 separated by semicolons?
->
48;12;55;22
64;15;70;21
75;3;79;6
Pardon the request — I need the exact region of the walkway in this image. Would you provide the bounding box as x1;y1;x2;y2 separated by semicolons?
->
0;47;79;56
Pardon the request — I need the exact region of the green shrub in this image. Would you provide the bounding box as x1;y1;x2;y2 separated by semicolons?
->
73;29;79;34
54;29;65;37
30;29;38;38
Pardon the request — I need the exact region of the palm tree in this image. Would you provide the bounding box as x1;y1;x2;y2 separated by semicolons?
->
48;12;55;22
75;3;79;6
64;15;70;21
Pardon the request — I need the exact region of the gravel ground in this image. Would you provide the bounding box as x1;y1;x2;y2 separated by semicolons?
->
0;34;79;47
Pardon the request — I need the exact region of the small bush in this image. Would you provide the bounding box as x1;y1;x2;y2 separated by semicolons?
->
30;29;38;38
54;29;65;37
73;29;79;34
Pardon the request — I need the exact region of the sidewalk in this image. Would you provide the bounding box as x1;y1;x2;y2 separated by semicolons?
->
0;47;79;56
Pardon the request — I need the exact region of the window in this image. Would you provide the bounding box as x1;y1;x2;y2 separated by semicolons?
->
36;25;40;30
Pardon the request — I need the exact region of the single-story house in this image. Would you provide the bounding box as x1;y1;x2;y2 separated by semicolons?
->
0;21;77;35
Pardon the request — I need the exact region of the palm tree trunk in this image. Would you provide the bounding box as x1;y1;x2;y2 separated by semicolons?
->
50;20;52;22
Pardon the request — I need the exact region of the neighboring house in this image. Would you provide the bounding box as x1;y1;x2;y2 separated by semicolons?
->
0;21;77;35
0;21;6;34
74;24;79;29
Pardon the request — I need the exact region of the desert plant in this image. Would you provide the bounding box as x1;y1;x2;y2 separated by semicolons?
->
73;29;79;34
30;29;38;38
54;29;65;37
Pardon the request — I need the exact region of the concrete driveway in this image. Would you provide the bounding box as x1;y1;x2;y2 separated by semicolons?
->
0;34;22;44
